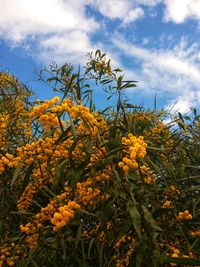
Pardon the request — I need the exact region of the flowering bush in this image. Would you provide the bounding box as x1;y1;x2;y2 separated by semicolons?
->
0;51;200;267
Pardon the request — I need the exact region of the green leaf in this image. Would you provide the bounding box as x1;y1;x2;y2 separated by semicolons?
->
73;225;82;254
69;116;77;140
159;255;200;265
178;112;184;123
142;206;163;231
11;161;23;187
184;115;191;120
117;75;123;90
95;50;101;57
0;220;3;245
98;244;104;267
127;200;141;239
20;163;34;195
153;207;173;219
88;237;95;258
154;94;157;110
73;153;91;180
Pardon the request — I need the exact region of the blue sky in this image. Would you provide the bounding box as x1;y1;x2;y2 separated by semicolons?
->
0;0;200;113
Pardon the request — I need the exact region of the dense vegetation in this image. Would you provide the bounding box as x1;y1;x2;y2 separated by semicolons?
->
0;51;200;267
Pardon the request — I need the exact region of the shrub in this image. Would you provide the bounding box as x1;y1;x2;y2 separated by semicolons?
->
0;51;200;267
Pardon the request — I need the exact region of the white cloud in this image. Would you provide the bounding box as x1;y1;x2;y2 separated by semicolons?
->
0;0;99;63
113;37;200;111
165;93;196;114
135;0;162;6
0;0;200;113
135;0;200;24
91;0;144;23
92;0;128;19
142;37;150;45
163;0;200;23
123;7;144;23
39;30;93;64
0;0;145;64
114;37;200;83
0;0;98;42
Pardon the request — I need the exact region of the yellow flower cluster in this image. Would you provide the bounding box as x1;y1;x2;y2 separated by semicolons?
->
0;115;8;151
112;234;135;267
0;72;32;146
191;229;200;237
82;223;101;238
88;146;107;167
94;166;112;182
0;153;14;174
160;185;180;210
69;141;87;165
77;111;108;139
169;185;180;195
161;200;174;209
18;182;36;211
20;187;73;247
0;95;111;220
151;122;167;135
76;178;109;206
20;221;40;249
30;97;108;140
51;201;80;232
140;165;158;184
30;96;60;118
0;242;23;267
94;59;112;76
170;247;180;267
177;210;192;222
167;246;196;267
148;120;174;151
25;234;39;250
118;134;147;175
15;136;73;165
2;136;73;211
2;68;199;266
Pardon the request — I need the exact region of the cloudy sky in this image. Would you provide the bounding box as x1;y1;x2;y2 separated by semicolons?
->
0;0;200;112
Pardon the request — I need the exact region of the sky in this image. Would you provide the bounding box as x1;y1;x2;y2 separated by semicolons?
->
0;0;200;113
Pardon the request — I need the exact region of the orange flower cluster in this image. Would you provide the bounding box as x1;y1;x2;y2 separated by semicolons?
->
0;72;32;150
0;115;8;151
30;97;108;140
166;246;196;267
148;120;174;152
0;132;72;212
0;154;14;174
19;186;77;247
18;182;36;211
76;179;101;206
161;200;174;209
0;97;107;212
94;166;112;182
118;134;147;175
0;242;23;267
191;229;200;237
170;247;181;267
169;185;180;195
140;165;158;184
30;96;60;117
76;177;110;206
112;234;136;267
177;210;192;222
51;201;80;231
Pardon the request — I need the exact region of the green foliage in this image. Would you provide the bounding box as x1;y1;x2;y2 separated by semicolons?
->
0;51;200;267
